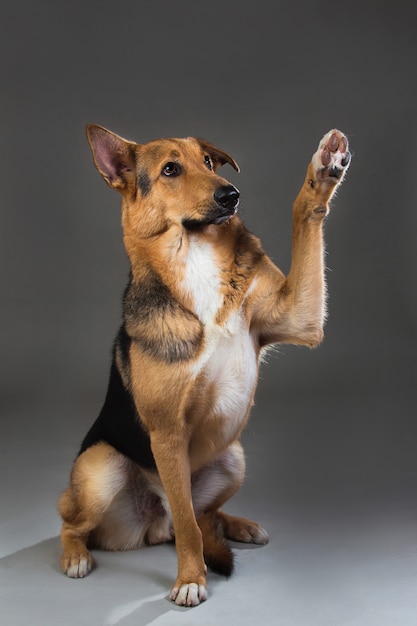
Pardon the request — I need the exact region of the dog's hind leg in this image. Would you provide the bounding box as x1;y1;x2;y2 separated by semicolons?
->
58;442;129;578
192;442;269;576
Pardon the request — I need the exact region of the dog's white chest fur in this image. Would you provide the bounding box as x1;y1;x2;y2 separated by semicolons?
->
182;238;223;325
183;237;258;436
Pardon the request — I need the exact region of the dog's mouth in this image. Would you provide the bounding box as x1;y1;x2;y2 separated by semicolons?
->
182;206;238;231
212;208;238;225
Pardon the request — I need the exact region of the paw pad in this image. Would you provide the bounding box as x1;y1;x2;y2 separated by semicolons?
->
313;129;351;182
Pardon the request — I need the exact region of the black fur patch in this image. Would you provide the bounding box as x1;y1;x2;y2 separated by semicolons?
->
182;217;210;231
123;270;203;363
78;347;156;470
116;323;131;371
137;168;152;196
204;542;234;577
182;207;235;231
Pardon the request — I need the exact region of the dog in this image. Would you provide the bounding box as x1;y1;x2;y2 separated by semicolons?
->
58;124;351;607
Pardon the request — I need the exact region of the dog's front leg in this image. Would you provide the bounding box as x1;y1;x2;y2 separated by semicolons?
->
287;130;351;342
150;429;207;607
253;129;351;347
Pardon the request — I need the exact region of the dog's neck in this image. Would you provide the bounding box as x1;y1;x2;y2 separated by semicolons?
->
124;217;238;277
122;216;264;326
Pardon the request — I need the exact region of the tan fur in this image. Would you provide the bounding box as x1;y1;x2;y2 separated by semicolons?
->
58;126;351;606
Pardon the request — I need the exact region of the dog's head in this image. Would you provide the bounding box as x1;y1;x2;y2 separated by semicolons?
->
86;125;240;238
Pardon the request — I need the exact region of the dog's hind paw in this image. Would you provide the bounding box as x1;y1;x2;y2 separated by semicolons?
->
229;519;269;544
169;582;208;607
312;129;351;183
219;512;269;545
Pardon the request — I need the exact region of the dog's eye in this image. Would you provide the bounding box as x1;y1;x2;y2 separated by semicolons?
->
204;155;213;171
162;162;181;177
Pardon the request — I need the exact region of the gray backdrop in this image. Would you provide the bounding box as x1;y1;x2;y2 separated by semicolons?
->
1;1;417;623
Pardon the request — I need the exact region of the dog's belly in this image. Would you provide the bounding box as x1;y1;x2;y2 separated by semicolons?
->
208;319;257;428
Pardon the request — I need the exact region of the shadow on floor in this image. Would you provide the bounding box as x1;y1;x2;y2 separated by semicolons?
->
0;537;196;626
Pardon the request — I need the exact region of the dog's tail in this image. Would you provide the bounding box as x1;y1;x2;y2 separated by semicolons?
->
198;511;234;577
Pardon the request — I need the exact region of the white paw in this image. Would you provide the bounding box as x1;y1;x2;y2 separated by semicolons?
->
62;553;94;579
169;582;208;607
312;129;351;181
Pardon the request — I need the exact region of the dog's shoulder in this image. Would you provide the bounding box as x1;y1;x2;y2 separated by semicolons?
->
123;267;204;363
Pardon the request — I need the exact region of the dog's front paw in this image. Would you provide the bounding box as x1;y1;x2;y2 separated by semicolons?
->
312;129;351;184
61;549;95;579
169;580;208;607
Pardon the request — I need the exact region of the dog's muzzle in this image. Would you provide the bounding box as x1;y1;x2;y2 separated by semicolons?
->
182;184;240;230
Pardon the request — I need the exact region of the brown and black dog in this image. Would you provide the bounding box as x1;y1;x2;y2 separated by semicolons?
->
58;125;351;606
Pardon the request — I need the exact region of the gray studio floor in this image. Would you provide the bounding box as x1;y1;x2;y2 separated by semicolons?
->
1;381;417;626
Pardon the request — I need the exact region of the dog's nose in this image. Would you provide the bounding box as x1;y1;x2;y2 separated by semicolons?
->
214;185;240;211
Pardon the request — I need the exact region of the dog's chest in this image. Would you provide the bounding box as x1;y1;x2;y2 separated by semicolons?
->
182;238;223;325
182;238;258;432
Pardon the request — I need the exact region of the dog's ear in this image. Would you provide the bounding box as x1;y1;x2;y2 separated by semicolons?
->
86;124;137;190
197;139;240;173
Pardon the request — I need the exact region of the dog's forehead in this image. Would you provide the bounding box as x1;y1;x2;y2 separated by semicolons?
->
139;137;203;165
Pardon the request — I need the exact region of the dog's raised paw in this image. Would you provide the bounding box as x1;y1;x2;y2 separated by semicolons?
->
169;582;208;607
312;129;351;183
